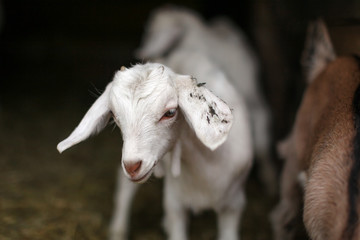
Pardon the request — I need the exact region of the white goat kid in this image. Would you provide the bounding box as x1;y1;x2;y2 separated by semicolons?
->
57;63;253;240
136;6;276;195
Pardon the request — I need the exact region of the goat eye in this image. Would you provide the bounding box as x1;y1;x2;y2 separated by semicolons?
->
161;108;177;121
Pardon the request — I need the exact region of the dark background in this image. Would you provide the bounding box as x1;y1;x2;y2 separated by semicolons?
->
0;0;359;239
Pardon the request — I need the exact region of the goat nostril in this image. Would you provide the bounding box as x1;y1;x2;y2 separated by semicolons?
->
124;161;142;176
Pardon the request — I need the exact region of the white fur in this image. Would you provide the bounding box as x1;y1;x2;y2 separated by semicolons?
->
161;53;253;240
136;6;277;195
57;63;252;240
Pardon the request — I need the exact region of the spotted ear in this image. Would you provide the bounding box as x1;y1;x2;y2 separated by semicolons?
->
175;75;233;151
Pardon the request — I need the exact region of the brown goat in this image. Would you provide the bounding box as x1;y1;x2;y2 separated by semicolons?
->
271;19;360;240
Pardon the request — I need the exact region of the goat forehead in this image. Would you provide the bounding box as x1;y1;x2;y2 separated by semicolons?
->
112;66;173;98
109;70;177;121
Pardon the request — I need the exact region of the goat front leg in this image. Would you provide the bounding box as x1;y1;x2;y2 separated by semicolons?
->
163;180;188;240
109;168;139;240
217;188;246;240
270;155;302;240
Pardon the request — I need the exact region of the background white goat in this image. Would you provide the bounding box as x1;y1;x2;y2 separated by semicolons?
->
57;62;253;240
136;5;277;195
271;19;360;240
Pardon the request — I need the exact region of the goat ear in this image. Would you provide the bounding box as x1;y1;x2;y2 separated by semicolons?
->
176;75;233;151
301;18;336;83
135;21;182;59
57;83;113;153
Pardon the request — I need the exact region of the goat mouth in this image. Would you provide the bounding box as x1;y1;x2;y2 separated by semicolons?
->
131;169;153;184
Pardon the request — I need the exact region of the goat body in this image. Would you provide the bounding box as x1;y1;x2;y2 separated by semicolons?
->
271;19;360;240
57;62;253;240
136;4;277;196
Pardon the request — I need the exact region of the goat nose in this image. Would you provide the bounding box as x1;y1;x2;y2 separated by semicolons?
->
124;161;142;177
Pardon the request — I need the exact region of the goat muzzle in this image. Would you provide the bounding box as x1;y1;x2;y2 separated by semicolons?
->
124;160;142;178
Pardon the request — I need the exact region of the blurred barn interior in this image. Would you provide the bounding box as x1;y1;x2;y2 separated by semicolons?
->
1;0;359;239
